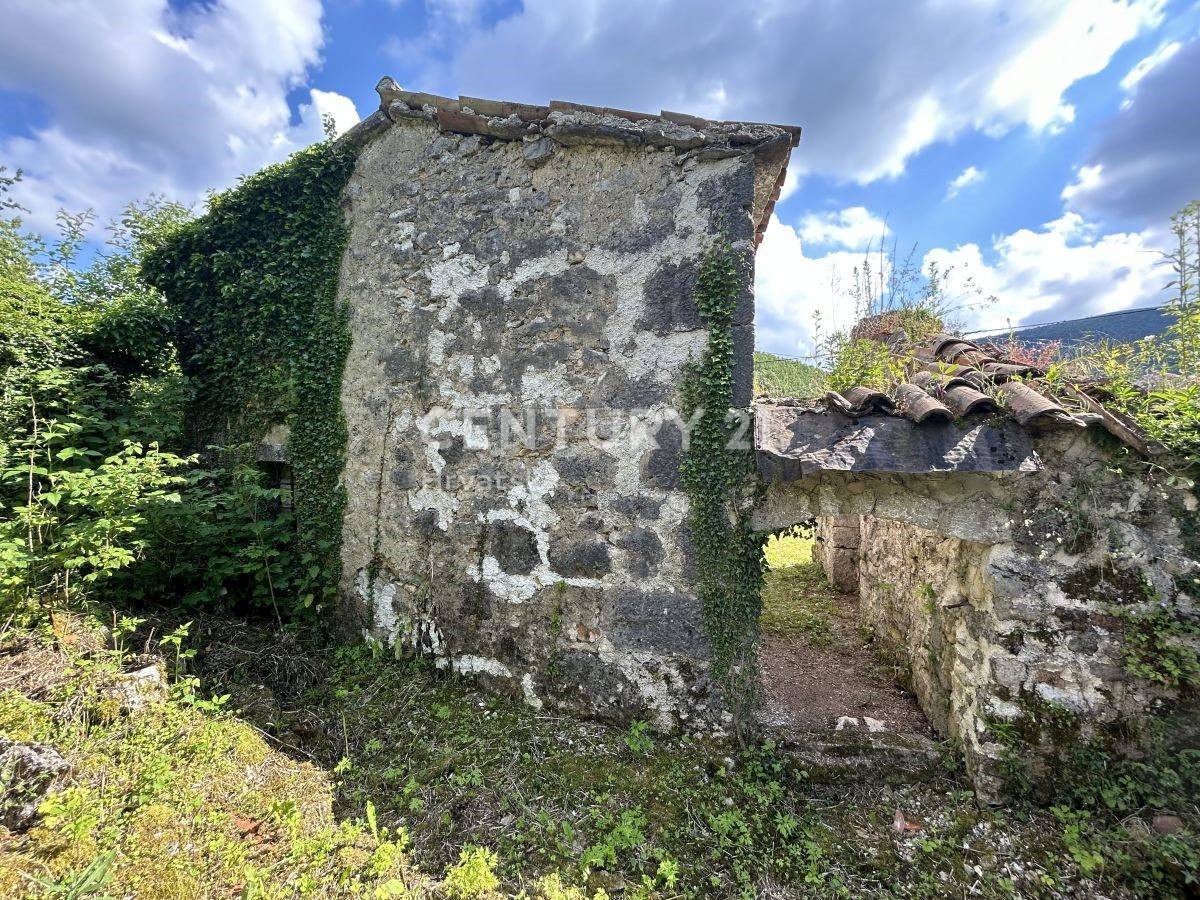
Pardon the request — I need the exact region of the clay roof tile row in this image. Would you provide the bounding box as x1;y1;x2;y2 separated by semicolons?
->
791;324;1165;457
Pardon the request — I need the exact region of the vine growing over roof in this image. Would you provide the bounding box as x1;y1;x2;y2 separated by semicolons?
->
142;138;358;617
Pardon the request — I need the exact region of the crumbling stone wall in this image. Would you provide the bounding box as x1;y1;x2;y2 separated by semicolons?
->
760;427;1199;797
335;104;789;726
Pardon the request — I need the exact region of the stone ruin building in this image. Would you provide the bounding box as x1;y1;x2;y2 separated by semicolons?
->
243;78;1195;798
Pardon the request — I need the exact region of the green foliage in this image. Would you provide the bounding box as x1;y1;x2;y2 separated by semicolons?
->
105;459;301;620
0;183;194;619
1048;744;1200;896
443;846;501;898
623;720;654;756
989;694;1200;896
826;338;904;392
0;436;187;611
679;244;766;723
0;615;426;899
759;534;835;646
1068;201;1200;461
752;351;827;398
26;850;116;899
1115;606;1200;688
142;139;358;616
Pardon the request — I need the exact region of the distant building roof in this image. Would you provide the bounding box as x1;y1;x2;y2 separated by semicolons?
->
973;306;1173;348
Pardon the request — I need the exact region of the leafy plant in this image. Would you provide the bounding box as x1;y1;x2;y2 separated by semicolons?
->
26;850;116;899
679;244;766;725
142;138;358;616
442;845;501;898
623;720;654;756
826;337;905;392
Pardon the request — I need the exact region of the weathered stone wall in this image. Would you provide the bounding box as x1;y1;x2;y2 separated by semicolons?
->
761;426;1199;797
812;516;861;591
856;518;991;740
335;112;786;726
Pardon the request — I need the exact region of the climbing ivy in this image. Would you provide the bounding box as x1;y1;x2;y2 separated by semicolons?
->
679;244;766;724
142;139;358;616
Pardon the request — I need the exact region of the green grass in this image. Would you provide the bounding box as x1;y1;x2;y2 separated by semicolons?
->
753;351;827;399
3;609;1198;898
0;616;441;899
760;535;838;647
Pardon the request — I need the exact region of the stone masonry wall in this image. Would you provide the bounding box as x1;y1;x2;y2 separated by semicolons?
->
335;112;787;727
856;518;991;741
813;516;861;592
759;426;1199;798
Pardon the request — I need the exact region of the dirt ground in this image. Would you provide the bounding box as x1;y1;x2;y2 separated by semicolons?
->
757;565;933;737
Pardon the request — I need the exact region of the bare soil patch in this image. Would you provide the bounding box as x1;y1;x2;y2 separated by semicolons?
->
757;536;932;737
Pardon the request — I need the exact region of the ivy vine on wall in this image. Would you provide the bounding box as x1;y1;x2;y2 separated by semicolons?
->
142;139;358;616
680;244;766;724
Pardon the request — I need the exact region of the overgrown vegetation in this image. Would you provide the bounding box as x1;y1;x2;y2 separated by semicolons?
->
810;238;991;386
988;697;1200;897
678;245;766;726
1079;200;1200;460
142;139;358;618
0;615;600;899
11;608;1197;898
0;181;195;620
1;136;356;629
751;351;826;398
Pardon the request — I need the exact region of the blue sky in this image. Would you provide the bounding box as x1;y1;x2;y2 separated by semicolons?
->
2;0;1198;355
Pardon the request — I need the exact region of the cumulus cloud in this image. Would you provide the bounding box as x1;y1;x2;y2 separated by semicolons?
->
1060;35;1200;227
798;207;889;251
0;0;358;232
754;214;890;355
926;213;1166;331
946;165;985;199
755;210;1169;353
408;0;1163;184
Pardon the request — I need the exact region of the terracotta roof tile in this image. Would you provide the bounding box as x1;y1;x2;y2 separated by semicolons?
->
997;381;1076;426
943;384;999;417
895;383;954;423
980;361;1034;379
762;320;1159;460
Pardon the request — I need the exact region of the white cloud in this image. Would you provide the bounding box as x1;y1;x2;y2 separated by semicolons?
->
754;213;888;355
408;0;1164;184
925;213;1165;332
1061;164;1105;204
798;207;888;250
1062;36;1200;226
1120;40;1181;93
0;0;358;232
946;165;985;199
755;209;1167;354
983;0;1164;132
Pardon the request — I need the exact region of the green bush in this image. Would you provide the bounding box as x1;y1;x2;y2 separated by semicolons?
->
0;173;313;622
0;191;192;618
753;351;828;398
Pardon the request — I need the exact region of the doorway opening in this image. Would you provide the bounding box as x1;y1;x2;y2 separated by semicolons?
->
755;522;932;738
